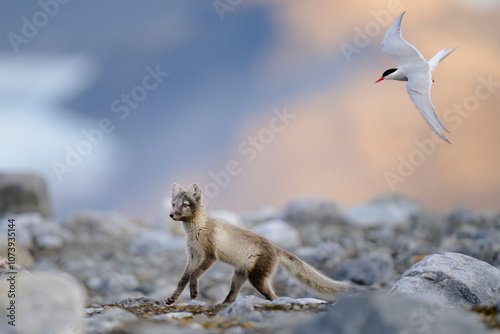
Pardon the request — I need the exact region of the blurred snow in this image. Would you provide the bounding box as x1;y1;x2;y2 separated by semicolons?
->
0;55;121;213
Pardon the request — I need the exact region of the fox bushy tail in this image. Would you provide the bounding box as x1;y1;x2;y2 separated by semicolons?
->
277;248;349;296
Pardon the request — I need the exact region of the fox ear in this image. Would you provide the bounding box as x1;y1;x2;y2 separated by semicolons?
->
187;183;202;202
172;183;184;197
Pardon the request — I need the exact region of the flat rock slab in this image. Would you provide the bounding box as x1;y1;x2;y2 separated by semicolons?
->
295;294;489;334
391;252;500;306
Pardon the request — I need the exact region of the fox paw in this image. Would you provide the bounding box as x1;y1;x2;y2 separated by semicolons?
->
165;296;177;305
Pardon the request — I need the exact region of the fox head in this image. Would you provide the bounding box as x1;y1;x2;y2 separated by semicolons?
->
169;183;202;221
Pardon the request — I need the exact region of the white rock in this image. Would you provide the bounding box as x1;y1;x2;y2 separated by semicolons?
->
242;206;278;226
63;211;139;243
151;312;193;320
283;198;343;226
210;210;244;227
345;194;421;228
86;308;137;333
0;272;86;334
253;219;301;249
271;297;327;305
127;230;184;255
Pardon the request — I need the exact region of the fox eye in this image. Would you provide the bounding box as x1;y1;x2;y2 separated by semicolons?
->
172;203;175;207
182;203;189;208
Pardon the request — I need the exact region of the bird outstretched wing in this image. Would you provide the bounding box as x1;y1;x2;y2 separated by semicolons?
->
405;71;450;143
382;12;427;66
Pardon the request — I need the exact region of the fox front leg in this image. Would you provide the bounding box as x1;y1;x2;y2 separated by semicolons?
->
189;254;216;300
166;271;190;305
166;253;199;305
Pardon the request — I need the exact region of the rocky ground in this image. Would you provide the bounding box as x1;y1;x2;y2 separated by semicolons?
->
0;173;500;333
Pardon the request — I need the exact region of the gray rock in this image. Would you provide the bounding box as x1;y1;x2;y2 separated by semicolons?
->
391;252;500;306
0;213;72;260
310;242;344;264
188;300;207;306
271;297;327;305
253;219;302;249
210;210;245;227
217;295;268;321
0;272;85;334
127;230;184;255
242;206;278;227
0;172;51;218
116;296;164;308
31;218;73;250
447;208;500;228
282;198;343;226
345;194;420;228
295;294;489;334
442;209;500;267
334;253;394;285
0;257;30;277
62;211;140;243
151;312;193;320
94;272;139;295
86;308;137;334
301;242;345;275
0;213;38;250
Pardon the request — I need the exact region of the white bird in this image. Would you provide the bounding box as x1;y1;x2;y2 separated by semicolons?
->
376;11;458;144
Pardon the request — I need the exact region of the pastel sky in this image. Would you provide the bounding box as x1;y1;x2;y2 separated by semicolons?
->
0;1;498;219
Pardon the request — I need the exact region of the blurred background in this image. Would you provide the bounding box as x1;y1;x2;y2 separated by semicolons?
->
1;0;499;220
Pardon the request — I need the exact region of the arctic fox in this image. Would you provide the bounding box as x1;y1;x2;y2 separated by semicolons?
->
166;183;349;304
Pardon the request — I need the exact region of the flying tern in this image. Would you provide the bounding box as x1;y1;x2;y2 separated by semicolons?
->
376;12;458;144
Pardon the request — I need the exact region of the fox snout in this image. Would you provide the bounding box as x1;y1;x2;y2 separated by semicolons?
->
169;211;181;221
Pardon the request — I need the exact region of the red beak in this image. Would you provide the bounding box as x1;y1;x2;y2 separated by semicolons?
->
375;77;384;83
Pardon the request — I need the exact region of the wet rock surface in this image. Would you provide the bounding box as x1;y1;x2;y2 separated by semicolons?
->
1;183;499;333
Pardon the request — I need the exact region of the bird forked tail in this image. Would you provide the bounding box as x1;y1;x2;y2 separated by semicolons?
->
429;45;459;72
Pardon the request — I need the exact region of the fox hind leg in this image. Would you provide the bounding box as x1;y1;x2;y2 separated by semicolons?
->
248;274;278;301
248;255;279;301
222;269;247;304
